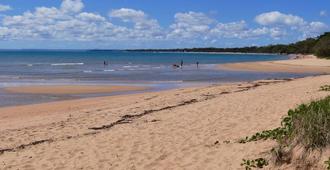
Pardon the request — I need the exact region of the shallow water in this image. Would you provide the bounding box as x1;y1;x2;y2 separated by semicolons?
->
0;50;311;83
0;50;315;107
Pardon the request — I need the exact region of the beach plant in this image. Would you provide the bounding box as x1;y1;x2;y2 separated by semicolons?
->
240;158;269;169
240;96;330;149
286;96;330;149
325;157;330;170
239;128;288;143
239;96;330;168
320;85;330;91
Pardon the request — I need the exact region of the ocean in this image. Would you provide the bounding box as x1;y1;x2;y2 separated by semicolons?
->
0;50;314;107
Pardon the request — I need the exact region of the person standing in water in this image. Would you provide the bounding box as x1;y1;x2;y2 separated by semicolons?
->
103;60;109;67
180;60;183;68
196;61;199;69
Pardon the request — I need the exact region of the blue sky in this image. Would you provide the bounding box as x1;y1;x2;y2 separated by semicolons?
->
0;0;329;49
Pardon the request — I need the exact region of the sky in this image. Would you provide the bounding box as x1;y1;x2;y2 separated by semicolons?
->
0;0;329;49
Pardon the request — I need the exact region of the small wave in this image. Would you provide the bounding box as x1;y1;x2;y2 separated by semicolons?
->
83;70;92;73
24;63;47;67
104;69;115;72
51;63;84;66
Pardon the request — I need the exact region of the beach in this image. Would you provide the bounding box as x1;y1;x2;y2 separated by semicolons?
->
1;73;330;169
4;85;147;95
220;56;330;74
0;0;329;169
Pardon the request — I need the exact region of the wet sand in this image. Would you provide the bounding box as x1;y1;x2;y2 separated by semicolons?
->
4;85;147;95
1;75;330;169
220;57;330;73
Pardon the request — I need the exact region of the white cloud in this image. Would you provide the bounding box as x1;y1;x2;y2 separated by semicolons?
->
168;12;214;39
210;21;286;40
210;21;247;38
110;8;146;22
173;11;214;26
0;1;118;41
255;11;305;26
77;12;106;22
320;10;327;17
301;21;329;38
255;11;329;39
0;1;328;48
110;8;163;40
0;4;11;12
61;0;84;13
110;8;160;30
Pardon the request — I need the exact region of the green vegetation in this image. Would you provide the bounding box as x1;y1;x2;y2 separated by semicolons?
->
240;96;330;168
325;157;330;170
287;96;330;148
314;33;330;58
320;85;330;91
239;108;293;144
242;96;330;149
238;128;288;143
241;158;269;169
129;32;330;58
238;96;330;168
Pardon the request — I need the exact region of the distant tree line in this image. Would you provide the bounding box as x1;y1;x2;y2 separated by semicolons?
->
128;32;330;58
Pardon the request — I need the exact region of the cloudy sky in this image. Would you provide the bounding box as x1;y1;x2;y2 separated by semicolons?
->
0;0;329;49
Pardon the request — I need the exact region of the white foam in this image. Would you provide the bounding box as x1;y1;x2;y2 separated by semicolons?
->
83;70;92;73
51;63;84;66
104;69;115;72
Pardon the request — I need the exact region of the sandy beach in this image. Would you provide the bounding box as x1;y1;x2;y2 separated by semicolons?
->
220;57;330;74
4;85;147;95
1;74;330;169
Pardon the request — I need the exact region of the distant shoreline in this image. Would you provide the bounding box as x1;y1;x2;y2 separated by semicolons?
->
125;50;285;56
0;49;286;56
219;54;330;73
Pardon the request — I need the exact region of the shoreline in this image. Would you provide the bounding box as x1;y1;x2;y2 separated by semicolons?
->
0;85;149;108
128;50;286;56
1;74;330;169
4;85;147;95
219;55;330;74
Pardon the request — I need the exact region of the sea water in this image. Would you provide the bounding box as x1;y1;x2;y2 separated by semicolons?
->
0;50;314;106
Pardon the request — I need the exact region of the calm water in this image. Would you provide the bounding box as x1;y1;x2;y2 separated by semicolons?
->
0;50;314;107
0;50;307;84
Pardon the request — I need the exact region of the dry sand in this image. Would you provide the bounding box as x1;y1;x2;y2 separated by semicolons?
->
4;85;147;94
1;75;330;169
220;57;330;73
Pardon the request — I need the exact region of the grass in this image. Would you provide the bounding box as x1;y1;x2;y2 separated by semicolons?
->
239;95;330;167
240;158;269;170
287;96;330;148
325;157;330;170
320;85;330;91
241;96;330;149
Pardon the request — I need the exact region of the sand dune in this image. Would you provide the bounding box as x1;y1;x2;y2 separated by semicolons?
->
1;75;330;169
